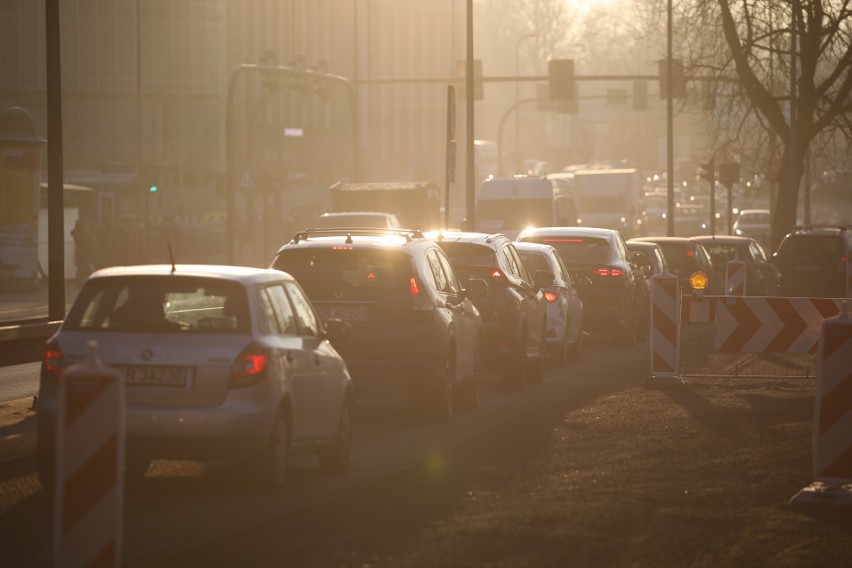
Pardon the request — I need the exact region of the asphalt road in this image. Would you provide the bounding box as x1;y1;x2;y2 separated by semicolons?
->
0;336;647;567
0;362;39;403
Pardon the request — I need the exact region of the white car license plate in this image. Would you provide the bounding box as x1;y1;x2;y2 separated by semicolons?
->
317;306;369;322
124;366;189;387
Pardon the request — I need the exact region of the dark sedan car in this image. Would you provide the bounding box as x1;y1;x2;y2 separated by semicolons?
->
629;236;721;295
772;227;851;298
427;231;550;389
518;227;644;345
691;235;779;295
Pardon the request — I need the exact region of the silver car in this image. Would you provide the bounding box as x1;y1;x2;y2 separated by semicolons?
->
37;265;353;491
514;242;585;364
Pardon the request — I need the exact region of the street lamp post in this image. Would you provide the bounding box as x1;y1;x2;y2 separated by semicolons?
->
514;33;538;173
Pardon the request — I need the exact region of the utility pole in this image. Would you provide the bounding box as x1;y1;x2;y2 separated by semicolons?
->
465;0;475;230
666;0;675;237
45;0;65;320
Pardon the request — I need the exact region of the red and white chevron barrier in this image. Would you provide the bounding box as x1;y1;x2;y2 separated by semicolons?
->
790;302;852;509
647;273;681;383
715;297;843;353
54;341;125;567
724;259;746;296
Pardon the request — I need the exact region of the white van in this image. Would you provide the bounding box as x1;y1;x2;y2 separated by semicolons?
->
476;177;557;239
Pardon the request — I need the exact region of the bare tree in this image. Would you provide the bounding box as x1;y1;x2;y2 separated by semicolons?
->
678;1;852;247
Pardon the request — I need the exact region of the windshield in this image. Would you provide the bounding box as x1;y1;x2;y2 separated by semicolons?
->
273;248;411;301
476;199;553;230
581;196;627;213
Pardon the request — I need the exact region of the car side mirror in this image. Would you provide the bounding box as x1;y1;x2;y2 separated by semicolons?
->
323;318;351;343
534;270;555;289
463;278;488;300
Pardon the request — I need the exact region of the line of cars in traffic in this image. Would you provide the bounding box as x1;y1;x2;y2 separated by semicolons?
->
35;215;850;492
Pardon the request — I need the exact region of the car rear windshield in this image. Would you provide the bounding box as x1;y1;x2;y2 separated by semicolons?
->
64;276;250;333
701;243;747;264
436;242;498;282
777;235;844;263
522;236;610;263
273;248;411;301
655;243;700;275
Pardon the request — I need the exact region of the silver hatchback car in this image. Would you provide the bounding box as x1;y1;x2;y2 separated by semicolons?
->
37;265;353;490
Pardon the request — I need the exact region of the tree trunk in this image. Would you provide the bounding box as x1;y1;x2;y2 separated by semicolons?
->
771;140;808;251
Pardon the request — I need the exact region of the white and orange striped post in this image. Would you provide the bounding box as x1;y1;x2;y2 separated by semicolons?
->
790;302;852;510
54;341;125;567
725;258;747;296
644;272;683;387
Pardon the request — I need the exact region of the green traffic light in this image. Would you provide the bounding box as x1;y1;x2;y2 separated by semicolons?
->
149;185;158;193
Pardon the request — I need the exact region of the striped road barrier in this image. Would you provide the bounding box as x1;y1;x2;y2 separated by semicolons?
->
645;273;683;386
790;302;852;510
715;297;843;353
54;341;125;568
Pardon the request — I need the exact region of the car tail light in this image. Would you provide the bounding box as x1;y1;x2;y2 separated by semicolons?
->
593;268;624;277
543;291;558;303
42;340;64;384
489;268;508;287
229;343;269;388
410;276;433;311
687;248;695;257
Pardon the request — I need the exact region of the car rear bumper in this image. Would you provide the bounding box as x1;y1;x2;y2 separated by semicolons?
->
37;387;277;461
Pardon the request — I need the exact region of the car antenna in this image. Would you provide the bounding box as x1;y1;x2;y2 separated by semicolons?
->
168;240;176;273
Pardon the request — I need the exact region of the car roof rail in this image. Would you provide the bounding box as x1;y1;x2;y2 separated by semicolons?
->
291;227;425;244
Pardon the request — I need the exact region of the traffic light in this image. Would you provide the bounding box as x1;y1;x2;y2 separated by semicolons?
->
658;58;685;99
719;162;740;187
698;159;715;184
633;80;648;111
148;185;158;194
548;59;575;101
457;59;483;101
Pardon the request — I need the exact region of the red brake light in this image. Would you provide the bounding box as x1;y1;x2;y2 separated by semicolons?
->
332;246;353;251
687;248;695;257
229;344;268;388
594;268;625;277
543;291;558;303
367;272;376;280
42;341;64;384
491;269;502;279
410;277;420;295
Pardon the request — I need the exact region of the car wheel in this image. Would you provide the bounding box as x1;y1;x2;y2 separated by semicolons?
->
319;402;352;474
427;350;455;422
255;409;290;491
456;342;481;410
500;328;527;391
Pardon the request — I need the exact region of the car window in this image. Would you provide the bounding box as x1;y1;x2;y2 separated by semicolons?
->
615;235;629;261
259;288;282;335
273;248;411;301
64;276;250;333
264;284;298;335
554;254;574;286
284;282;320;337
518;251;550;279
751;242;767;262
508;245;533;284
426;250;450;293
435;249;463;293
500;245;520;278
